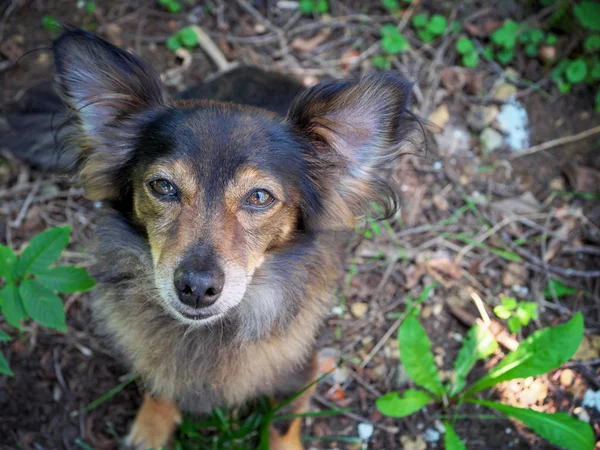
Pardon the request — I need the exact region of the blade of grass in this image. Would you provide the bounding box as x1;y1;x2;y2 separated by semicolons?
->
274;408;352;420
84;375;135;412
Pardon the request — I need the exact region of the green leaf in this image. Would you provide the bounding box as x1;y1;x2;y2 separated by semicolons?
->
444;421;466;450
456;37;474;54
36;266;95;293
85;1;96;14
584;35;600;53
525;43;538;58
417;29;435;43
376;389;433;418
179;26;198;48
544;279;577;299
18;226;70;276
299;0;315;14
558;81;571;94
19;279;67;332
470;400;594;450
427;15;447;36
507;316;522;334
546;33;557;45
372;55;391;70
412;13;428;28
0;244;18;283
166;35;181;52
574;1;600;31
165;0;181;13
494;297;516;319
1;283;26;329
496;48;515;65
381;25;409;54
565;59;587;83
466;313;583;395
399;317;444;398
0;328;10;342
451;323;498;395
382;0;399;12
0;352;13;376
42;15;61;33
315;0;328;13
514;301;538;326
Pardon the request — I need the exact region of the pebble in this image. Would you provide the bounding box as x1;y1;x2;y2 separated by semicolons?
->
350;302;368;318
480;127;504;153
559;369;575;387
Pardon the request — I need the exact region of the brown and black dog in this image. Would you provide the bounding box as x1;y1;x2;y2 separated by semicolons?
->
5;28;418;449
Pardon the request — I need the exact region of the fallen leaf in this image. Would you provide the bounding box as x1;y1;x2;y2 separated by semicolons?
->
502;262;528;287
564;164;600;194
464;71;485;95
573;335;600;361
291;29;331;53
400;435;427;450
350;302;368;318
341;48;360;69
426;258;462;285
404;264;427;289
440;67;466;92
464;19;502;37
433;194;449;211
493;83;518;101
490;191;541;216
427;104;450;130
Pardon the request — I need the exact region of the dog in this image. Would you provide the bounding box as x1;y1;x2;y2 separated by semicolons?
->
4;28;417;449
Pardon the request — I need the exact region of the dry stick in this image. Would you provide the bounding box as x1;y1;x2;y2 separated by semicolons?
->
190;25;234;73
509;125;600;160
313;395;399;434
10;178;41;228
359;317;401;369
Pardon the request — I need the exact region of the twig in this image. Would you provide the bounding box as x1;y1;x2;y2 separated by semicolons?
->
469;288;491;325
190;25;234;73
359;318;401;369
510;125;600;160
313;395;398;433
10;179;41;228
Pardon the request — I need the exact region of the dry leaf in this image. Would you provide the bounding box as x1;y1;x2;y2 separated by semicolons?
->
502;262;528;286
426;258;462;284
291;29;331;53
400;435;427;450
428;104;450;130
404;264;427;289
350;302;368;318
490;191;541;216
573;335;600;361
341;48;360;69
440;67;466;92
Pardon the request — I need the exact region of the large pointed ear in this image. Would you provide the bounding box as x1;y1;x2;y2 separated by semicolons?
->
287;73;417;219
53;28;168;200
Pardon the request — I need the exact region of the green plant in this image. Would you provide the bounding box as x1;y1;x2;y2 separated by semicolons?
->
455;36;479;68
376;312;594;450
490;19;519;64
0;226;95;376
299;0;328;15
493;297;538;334
84;1;96;14
412;13;447;43
380;24;409;54
159;0;182;13
166;26;200;52
42;15;61;33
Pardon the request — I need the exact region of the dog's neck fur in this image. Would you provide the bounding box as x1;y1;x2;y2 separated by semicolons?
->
90;213;346;410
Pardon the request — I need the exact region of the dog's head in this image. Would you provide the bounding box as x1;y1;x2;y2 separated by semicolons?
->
53;29;416;326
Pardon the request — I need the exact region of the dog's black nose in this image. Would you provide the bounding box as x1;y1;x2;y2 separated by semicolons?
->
174;268;224;308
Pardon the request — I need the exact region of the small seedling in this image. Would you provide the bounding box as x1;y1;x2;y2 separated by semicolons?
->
493;297;538;334
455;36;479;68
490;19;519;64
380;24;409;54
159;0;182;13
381;0;412;14
376;313;593;450
299;0;328;15
0;226;95;376
167;26;200;52
42;15;61;34
543;279;577;299
412;13;447;43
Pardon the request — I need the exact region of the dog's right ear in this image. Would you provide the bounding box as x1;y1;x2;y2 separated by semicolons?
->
53;28;168;200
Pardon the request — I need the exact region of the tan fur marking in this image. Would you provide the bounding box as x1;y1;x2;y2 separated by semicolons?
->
126;394;182;449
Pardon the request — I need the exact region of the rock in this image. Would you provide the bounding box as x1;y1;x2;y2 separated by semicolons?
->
467;105;499;131
497;100;530;152
550;177;566;191
480;127;504;153
433;194;449;211
574;407;590;423
423;428;440;443
358;423;374;441
538;45;556;64
582;389;600;412
493;83;518;100
434;125;471;156
350;302;368;318
428;104;450;130
502;262;529;287
559;369;575;387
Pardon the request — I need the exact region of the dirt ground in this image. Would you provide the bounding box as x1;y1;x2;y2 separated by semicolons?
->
1;1;599;449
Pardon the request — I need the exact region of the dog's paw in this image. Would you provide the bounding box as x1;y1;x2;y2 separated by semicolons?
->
125;395;182;449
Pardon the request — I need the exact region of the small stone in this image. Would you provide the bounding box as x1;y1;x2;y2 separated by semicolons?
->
428;104;450;130
480;127;504;153
502;262;529;287
559;369;575;387
358;423;374;441
395;364;411;388
423;428;440;443
493;83;518;101
574;406;590;423
433;194;449;211
550;177;566;191
467;105;498;131
400;435;426;450
350;302;368;318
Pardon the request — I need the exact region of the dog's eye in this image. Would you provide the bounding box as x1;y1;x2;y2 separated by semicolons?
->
246;190;274;209
149;179;177;197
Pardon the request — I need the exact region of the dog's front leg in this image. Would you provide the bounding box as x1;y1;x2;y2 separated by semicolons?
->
126;393;182;449
269;352;318;450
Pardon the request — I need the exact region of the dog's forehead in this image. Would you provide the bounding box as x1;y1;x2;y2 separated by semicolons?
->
138;103;306;185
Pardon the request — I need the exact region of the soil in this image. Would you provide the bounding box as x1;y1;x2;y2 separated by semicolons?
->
1;1;599;450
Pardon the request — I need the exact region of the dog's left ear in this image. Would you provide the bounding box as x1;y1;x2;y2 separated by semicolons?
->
288;73;414;218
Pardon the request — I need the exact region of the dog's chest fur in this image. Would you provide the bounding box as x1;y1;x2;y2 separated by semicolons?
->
90;215;344;412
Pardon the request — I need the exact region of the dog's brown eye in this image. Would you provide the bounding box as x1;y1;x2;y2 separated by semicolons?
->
149;179;177;197
246;190;274;208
